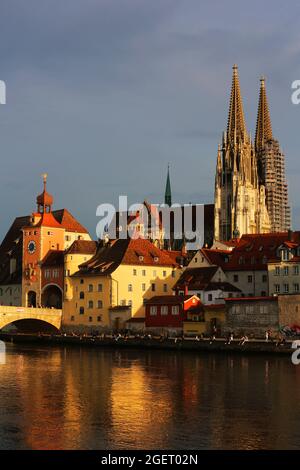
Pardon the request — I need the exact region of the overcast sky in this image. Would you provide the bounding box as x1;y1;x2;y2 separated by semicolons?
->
1;0;300;239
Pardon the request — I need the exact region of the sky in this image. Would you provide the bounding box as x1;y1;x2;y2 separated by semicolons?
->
1;0;300;239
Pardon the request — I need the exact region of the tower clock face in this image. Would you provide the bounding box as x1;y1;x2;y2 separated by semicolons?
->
27;240;36;254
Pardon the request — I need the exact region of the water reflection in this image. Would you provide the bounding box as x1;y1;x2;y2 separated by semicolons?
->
0;344;300;449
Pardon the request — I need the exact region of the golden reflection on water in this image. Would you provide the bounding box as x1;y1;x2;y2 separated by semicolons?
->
1;345;300;450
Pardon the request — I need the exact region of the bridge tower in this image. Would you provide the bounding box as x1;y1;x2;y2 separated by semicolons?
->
22;175;65;308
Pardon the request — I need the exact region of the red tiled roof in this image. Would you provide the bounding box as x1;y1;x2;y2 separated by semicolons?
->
173;266;219;290
66;240;97;255
35;212;63;229
121;239;179;266
52;209;89;234
201;248;230;267
223;232;300;271
74;238;179;277
42;250;64;267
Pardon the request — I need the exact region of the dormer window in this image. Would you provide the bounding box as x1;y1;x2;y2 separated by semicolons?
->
139;255;144;262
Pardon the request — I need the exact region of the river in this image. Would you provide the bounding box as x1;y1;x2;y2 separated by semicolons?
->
0;342;300;450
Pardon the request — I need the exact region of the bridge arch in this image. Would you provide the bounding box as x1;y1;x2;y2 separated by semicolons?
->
0;306;62;333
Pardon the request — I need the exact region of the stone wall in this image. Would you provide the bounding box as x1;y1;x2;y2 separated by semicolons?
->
225;299;278;337
278;295;300;327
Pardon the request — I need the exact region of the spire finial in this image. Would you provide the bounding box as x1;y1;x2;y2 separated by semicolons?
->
164;164;172;207
227;64;247;142
42;172;48;191
255;75;272;151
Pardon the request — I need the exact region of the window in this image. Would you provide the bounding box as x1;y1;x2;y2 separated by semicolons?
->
208;294;213;302
128;284;133;292
142;270;146;276
163;284;167;293
194;258;198;263
79;291;84;299
71;315;75;322
88;300;93;309
275;284;280;293
79;306;84;315
172;271;176;278
150;306;157;316
97;316;102;322
153;270;157;277
151;283;156;292
261;291;266;296
89;316;93;322
142;283;146;291
260;305;268;314
88;284;93;292
163;271;167;277
294;266;299;275
245;305;254;314
233;305;240;314
133;269;137;276
294;283;299;293
283;266;289;276
172;305;180;315
128;300;132;306
161;306;168;315
80;279;84;284
97;300;103;309
233;274;239;282
262;275;267;283
248;275;253;283
284;283;289;293
98;284;103;292
275;266;280;276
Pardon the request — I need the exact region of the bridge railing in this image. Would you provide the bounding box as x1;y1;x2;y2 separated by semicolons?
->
0;305;62;316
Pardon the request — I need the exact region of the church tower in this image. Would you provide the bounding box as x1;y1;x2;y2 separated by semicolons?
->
255;77;291;232
214;65;270;241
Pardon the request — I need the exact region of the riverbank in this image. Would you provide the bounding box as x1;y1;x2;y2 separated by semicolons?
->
0;332;294;355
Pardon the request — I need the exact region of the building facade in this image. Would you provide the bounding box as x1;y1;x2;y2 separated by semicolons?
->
62;238;183;332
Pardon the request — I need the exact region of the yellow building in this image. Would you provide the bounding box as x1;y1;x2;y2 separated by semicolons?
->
62;238;183;332
183;304;226;337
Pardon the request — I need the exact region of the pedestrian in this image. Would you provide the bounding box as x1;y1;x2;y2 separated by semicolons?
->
265;330;269;342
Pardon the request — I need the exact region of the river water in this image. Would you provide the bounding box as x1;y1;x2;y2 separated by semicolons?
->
0;343;300;450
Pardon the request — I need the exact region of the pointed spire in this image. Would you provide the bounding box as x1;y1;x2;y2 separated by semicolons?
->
255;76;273;151
164;163;172;207
227;64;247;143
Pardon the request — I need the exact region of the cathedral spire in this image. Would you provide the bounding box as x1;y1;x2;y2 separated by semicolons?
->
227;64;247;143
164;164;172;207
255;76;273;151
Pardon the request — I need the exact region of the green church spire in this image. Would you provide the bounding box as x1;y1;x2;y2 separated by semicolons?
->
164;164;172;206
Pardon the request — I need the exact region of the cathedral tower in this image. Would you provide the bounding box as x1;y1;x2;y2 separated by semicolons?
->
255;77;290;232
214;65;270;241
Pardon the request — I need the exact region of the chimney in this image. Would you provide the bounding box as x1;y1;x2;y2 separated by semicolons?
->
288;229;293;242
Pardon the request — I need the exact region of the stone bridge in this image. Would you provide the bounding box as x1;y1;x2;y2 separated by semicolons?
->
0;306;62;331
